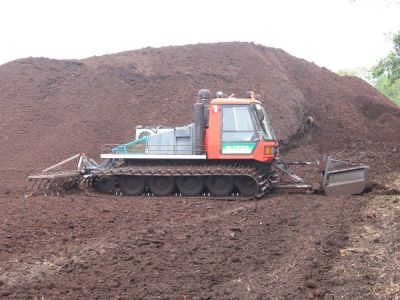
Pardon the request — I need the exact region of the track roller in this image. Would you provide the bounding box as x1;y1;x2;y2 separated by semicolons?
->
235;176;258;196
119;176;145;195
206;176;234;196
93;176;114;194
176;176;204;196
148;176;175;196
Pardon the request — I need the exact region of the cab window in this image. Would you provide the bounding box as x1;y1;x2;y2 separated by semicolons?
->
254;104;276;141
222;105;256;142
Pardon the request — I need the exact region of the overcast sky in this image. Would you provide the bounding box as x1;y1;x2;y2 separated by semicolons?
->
1;0;399;71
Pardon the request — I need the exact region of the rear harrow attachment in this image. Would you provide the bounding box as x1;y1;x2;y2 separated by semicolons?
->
26;171;83;197
26;154;86;197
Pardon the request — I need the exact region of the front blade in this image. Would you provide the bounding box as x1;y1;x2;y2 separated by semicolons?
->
323;165;369;196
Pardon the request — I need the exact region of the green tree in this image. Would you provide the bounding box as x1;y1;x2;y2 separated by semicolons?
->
371;31;400;106
372;32;400;84
337;32;400;106
374;74;400;106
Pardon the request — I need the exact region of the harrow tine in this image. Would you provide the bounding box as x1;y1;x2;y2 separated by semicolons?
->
26;173;83;197
37;179;45;191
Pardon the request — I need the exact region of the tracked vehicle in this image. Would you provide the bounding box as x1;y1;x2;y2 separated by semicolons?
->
27;89;369;199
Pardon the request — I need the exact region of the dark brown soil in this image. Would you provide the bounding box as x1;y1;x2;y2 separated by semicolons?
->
0;42;399;299
0;193;365;300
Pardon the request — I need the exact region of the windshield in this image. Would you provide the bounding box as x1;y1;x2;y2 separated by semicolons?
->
222;105;257;142
253;104;277;141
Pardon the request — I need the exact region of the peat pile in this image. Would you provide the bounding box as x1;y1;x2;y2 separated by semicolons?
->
0;42;399;180
1;42;400;299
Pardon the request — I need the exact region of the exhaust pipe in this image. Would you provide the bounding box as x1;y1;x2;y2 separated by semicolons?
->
194;89;210;155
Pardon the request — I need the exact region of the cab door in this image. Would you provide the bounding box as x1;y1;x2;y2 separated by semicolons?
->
220;105;258;156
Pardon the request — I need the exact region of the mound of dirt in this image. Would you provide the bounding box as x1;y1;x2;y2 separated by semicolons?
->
0;42;399;176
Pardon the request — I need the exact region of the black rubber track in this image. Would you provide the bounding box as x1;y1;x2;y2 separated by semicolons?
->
87;162;272;199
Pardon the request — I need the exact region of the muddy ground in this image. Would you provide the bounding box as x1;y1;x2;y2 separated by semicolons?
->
0;183;367;299
1;42;400;299
1;161;399;299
